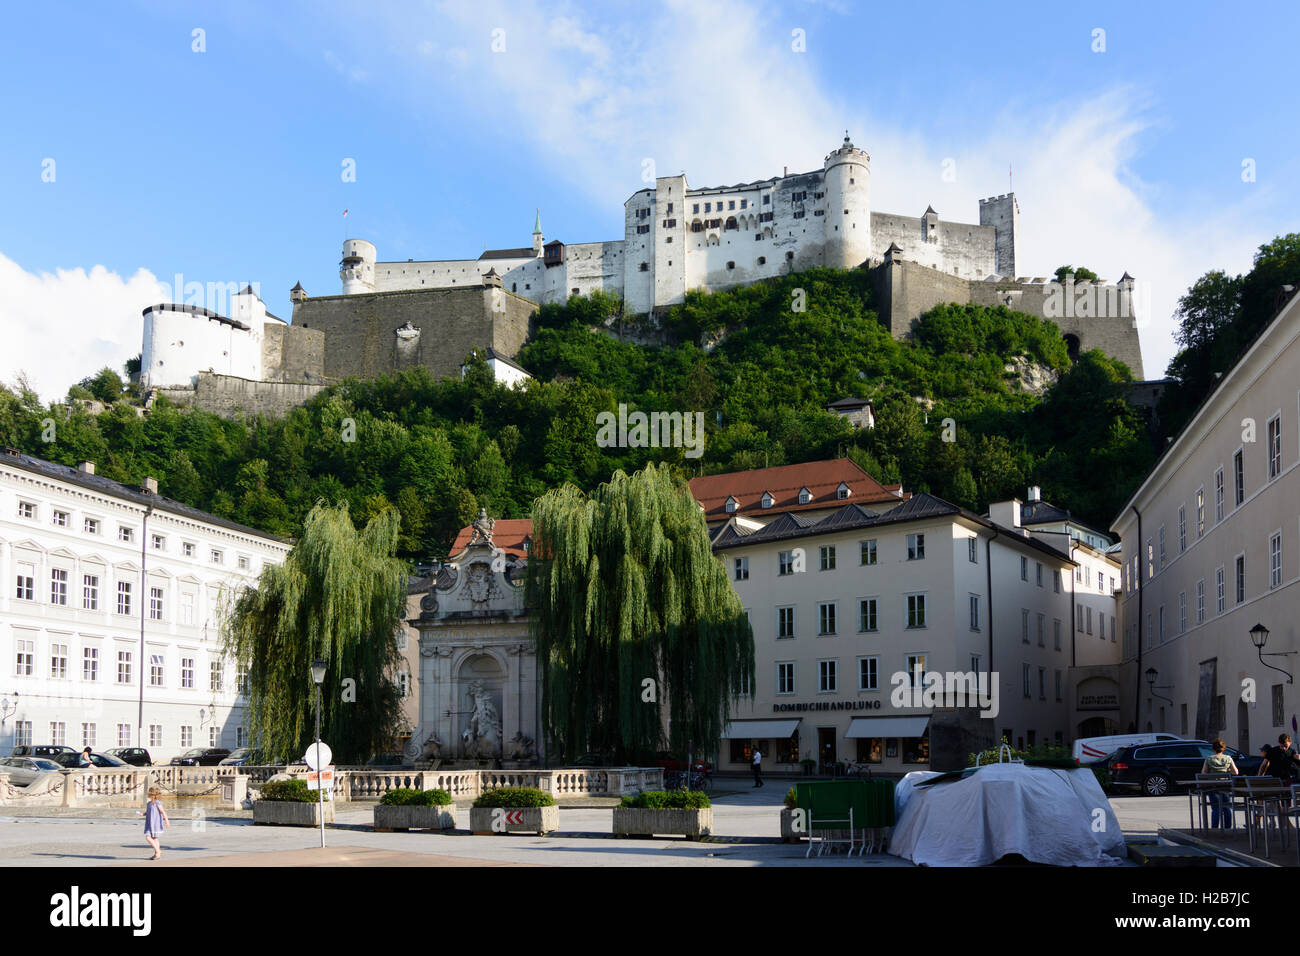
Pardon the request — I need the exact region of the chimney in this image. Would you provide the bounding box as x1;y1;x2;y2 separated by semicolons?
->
1027;486;1041;502
77;460;96;475
783;166;788;178
142;476;158;494
988;498;1022;530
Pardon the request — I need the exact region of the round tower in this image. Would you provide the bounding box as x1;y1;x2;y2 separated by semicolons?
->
822;132;871;269
340;238;377;294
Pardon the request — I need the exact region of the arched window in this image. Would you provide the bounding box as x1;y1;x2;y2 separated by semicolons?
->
724;217;738;231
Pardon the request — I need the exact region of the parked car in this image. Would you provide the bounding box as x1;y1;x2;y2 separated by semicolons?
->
218;748;254;766
170;748;231;766
0;756;64;786
1073;733;1185;765
11;745;77;760
1107;740;1263;796
105;748;152;767
53;751;128;769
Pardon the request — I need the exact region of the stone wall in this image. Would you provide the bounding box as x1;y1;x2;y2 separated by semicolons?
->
291;285;537;382
262;322;326;382
157;372;327;419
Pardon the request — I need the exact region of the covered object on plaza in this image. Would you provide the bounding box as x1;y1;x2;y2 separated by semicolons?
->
888;762;1125;866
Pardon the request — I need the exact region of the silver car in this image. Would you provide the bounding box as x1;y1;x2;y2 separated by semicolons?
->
0;756;63;786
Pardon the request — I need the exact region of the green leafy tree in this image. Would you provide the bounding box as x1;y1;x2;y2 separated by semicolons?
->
526;463;754;762
79;367;125;404
224;502;406;763
1053;265;1100;284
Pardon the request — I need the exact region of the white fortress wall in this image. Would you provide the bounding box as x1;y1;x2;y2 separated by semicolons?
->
870;212;998;278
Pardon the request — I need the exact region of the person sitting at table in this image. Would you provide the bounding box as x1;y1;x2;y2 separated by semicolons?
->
1200;739;1238;830
1262;734;1300;783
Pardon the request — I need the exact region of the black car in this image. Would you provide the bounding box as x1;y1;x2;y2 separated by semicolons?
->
170;748;231;766
11;745;77;759
1108;740;1263;796
53;751;128;769
105;748;152;767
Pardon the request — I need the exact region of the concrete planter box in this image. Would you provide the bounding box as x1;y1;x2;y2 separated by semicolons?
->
374;803;458;832
612;807;713;839
253;799;335;826
780;807;807;843
469;804;558;835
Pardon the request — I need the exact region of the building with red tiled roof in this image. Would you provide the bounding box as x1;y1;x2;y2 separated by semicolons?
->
688;458;906;524
448;518;533;560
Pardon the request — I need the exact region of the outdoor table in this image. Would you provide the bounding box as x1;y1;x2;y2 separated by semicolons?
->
1234;778;1291;857
1187;775;1234;831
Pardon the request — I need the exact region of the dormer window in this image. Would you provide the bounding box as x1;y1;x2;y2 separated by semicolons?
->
836;483;851;500
761;492;774;509
798;487;812;505
724;496;738;514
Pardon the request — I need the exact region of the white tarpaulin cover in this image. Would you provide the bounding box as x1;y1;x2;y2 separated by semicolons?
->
888;763;1126;866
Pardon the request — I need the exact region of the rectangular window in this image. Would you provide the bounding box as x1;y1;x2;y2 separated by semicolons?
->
52;509;68;527
1196;579;1205;623
1053;570;1061;594
149;724;162;748
777;662;795;695
907;534;925;560
50;568;68;605
1235;554;1245;604
398;672;410;698
1039;667;1046;700
1158;606;1165;642
819;546;836;571
83;574;99;610
211;549;223;564
180;592;194;625
1035;563;1043;587
1179;592;1187;633
905;654;927;686
150;587;164;621
1054;618;1062;650
1271;532;1283;589
1037;613;1045;646
149;653;164;687
50;642;67;679
858;657;878;691
1020;556;1028;581
1023;608;1031;643
968;538;978;563
1273;685;1285;727
14;721;32;747
15;566;33;601
1022;663;1031;698
969;594;980;630
83;647;98;682
1076;605;1084;631
81;722;96;749
778;551;794;576
116;582;131;615
152;534;165;551
16;500;35;519
860;540;877;565
237;555;249;571
210;662;223;692
1178;506;1186;553
180;726;193;748
117;651;132;684
210;726;219;747
1055;670;1063;702
117;724;130;748
1215;468;1225;522
1087;607;1093;635
1099;613;1105;640
1196;487;1205;537
818;660;837;693
15;639;34;676
734;557;749;581
859;598;878;632
50;722;65;746
777;606;795;638
1234;451;1244;506
1268;415;1282;480
119;526;134;542
183;542;195;558
181;657;194;689
818;602;837;635
1216;566;1226;613
906;594;927;628
1158;525;1166;568
85;517;99;535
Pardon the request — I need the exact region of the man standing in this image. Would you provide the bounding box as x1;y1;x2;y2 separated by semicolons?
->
1263;734;1300;782
751;747;763;788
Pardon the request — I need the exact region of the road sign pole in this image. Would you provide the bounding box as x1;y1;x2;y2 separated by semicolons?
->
315;685;324;849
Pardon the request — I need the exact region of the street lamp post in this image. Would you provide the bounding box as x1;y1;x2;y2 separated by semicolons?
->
1249;623;1294;684
310;658;327;849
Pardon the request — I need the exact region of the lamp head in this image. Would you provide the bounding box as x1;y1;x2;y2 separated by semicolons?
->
1145;667;1157;686
1250;623;1270;649
311;659;327;686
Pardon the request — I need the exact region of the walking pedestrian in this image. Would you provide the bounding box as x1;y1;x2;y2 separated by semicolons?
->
142;786;169;860
751;747;763;788
78;747;93;768
1200;738;1238;829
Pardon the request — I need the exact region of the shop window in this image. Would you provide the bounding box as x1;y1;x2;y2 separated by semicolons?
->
901;736;930;764
856;737;883;763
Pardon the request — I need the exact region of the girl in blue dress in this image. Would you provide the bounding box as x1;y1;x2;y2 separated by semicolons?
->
143;786;170;860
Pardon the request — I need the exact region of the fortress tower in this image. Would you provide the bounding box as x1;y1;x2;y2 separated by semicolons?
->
340;238;377;294
823;133;871;269
978;193;1019;277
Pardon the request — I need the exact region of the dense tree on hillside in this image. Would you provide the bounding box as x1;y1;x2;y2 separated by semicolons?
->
1053;265;1100;284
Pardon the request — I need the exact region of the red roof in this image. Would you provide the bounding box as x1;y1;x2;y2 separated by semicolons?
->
688;459;905;520
449;519;533;559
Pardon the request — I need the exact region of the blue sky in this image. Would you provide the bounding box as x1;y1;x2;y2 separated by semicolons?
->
2;0;1296;399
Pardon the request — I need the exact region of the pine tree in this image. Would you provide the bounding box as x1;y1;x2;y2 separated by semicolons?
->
224;501;406;763
526;463;754;761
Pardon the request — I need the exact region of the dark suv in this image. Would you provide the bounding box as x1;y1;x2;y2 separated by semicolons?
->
11;745;76;759
170;748;232;766
106;748;152;767
1108;741;1263;796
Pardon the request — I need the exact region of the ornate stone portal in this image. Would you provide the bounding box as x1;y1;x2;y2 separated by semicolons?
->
406;513;538;767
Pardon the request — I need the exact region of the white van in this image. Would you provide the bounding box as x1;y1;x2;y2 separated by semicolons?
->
1073;733;1186;764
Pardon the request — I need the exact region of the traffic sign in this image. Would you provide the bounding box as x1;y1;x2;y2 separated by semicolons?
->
303;740;331;770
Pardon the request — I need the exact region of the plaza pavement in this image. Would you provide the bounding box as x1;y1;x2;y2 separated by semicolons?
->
0;783;1195;867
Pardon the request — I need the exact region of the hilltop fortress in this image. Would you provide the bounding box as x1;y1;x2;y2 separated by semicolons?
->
141;134;1145;417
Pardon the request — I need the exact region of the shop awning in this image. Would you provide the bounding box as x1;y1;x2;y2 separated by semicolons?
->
720;719;801;739
845;716;931;738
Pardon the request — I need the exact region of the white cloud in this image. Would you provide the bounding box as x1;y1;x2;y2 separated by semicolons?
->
395;0;1273;378
0;254;162;403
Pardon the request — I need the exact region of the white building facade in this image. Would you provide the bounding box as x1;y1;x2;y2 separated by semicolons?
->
0;451;290;761
1112;292;1300;751
337;136;1019;315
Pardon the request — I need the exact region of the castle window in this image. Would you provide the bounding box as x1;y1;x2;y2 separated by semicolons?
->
724;217;738;231
814;210;824;216
814;192;824;199
763;195;770;205
705;203;711;213
639;262;648;272
793;210;805;219
740;199;747;209
512;283;516;292
786;251;794;261
637;225;649;234
691;221;703;233
792;191;807;202
729;201;735;210
755;234;763;241
571;288;579;295
693;203;699;213
667;203;673;214
727;261;735;270
665;237;672;243
662;219;676;228
759;212;773;223
758;256;766;265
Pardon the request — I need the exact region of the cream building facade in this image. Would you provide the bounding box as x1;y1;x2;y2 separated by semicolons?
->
1112;293;1300;752
0;450;290;762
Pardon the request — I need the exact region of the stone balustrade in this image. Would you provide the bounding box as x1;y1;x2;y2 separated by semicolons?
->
0;765;665;808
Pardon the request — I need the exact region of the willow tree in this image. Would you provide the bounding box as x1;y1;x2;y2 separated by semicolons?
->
224;501;406;763
526;463;754;762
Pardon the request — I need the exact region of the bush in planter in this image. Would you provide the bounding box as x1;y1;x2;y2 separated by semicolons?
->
260;779;317;803
380;787;452;807
471;786;555;808
619;790;710;810
784;788;797;809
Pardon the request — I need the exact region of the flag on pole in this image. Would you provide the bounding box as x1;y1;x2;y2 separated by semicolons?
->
343;209;349;217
